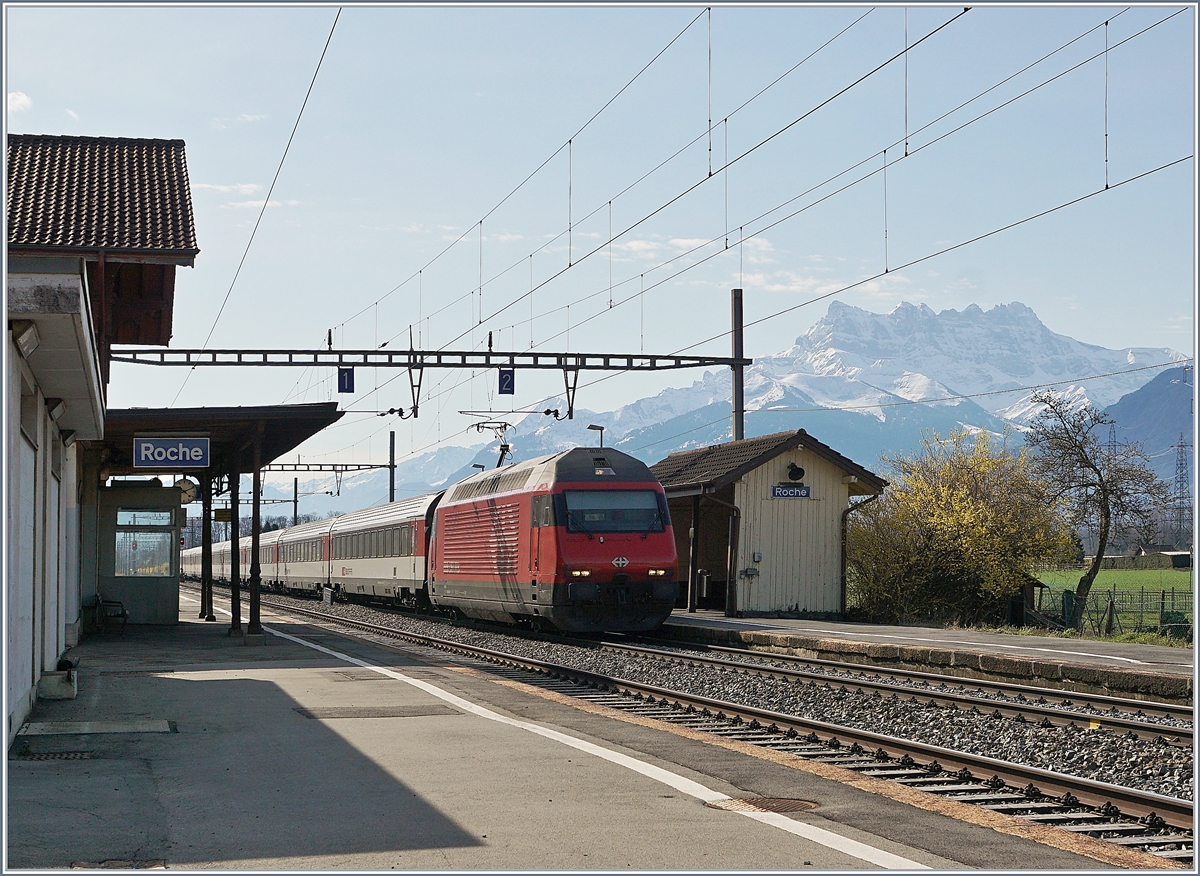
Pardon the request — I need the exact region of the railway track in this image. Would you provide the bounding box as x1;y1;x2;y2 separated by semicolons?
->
226;589;1193;864
586;637;1194;744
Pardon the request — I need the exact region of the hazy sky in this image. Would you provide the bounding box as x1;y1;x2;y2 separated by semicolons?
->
5;3;1195;468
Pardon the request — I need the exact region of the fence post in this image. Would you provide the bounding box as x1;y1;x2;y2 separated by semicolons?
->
1160;590;1166;628
1138;586;1145;632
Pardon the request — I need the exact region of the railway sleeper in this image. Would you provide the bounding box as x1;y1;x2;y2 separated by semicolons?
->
980;802;1076;813
1056;823;1172;835
1099;835;1192;848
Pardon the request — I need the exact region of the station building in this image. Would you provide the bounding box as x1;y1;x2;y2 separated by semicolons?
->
651;430;886;618
6;133;199;743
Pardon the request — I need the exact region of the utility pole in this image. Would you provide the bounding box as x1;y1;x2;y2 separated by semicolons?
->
293;477;299;527
389;430;396;503
731;288;745;441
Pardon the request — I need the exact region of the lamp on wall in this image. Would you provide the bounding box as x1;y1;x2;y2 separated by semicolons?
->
60;430;76;448
46;398;66;421
12;320;40;359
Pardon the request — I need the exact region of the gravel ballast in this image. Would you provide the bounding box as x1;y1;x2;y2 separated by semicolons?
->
240;590;1195;802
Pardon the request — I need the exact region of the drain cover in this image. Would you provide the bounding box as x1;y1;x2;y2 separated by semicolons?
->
19;751;92;761
706;798;817;813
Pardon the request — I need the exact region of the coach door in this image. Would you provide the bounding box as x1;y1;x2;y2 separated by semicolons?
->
530;495;552;577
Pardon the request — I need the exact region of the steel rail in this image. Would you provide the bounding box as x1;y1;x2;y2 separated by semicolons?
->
242;592;1193;832
630;636;1194;719
588;639;1193;743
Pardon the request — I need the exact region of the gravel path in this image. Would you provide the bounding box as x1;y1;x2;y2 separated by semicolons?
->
248;589;1195;802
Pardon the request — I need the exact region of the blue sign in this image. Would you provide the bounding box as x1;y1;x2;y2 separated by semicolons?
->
134;437;210;469
498;368;515;395
338;367;355;393
771;484;810;499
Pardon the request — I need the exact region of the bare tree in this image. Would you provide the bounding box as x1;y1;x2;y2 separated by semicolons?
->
1024;391;1169;627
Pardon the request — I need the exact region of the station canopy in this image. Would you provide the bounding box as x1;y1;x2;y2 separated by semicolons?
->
99;402;343;476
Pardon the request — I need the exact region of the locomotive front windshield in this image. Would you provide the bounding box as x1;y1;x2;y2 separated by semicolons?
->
562;490;668;534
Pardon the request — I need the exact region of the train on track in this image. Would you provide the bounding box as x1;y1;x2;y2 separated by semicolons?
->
181;447;679;632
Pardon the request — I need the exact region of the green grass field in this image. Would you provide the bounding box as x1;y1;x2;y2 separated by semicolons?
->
1036;567;1193;594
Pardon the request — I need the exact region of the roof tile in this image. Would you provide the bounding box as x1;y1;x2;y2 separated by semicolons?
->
650;429;887;493
7;133;198;255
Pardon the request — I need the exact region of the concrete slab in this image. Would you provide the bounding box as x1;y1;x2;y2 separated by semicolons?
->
19;720;173;735
5;608;1137;870
660;611;1193;702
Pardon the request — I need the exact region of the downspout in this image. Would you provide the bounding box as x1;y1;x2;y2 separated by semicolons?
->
702;488;741;618
841;494;879;618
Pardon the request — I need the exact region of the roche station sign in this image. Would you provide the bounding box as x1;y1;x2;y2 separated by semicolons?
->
133;437;210;469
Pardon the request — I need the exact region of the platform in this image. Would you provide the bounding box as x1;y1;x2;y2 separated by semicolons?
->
660;611;1194;703
6;605;1145;871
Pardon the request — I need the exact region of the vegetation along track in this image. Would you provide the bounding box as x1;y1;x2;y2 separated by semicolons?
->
208;587;1192;864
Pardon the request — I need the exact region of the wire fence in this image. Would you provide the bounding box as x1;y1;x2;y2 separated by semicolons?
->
1029;586;1193;642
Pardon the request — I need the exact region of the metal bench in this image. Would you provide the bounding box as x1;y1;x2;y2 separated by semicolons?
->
96;595;129;632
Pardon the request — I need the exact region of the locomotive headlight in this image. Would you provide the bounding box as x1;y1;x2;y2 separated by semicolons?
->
648;569;667;577
570;569;591;577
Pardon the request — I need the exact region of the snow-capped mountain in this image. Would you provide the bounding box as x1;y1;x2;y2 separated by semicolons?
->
761;301;1185;423
502;300;1182;460
282;301;1187;517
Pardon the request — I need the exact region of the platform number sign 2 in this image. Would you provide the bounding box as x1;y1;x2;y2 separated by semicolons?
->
337;367;355;393
498;368;515;396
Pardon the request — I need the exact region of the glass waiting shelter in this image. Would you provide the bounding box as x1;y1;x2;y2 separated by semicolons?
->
97;481;185;624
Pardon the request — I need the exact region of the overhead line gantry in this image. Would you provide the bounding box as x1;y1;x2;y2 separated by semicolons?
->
109;346;753;421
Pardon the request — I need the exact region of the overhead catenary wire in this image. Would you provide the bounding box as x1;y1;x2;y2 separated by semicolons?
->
326;147;1189;465
316;7;1156;433
407;7;971;357
369;6;875;355
334;7;710;332
397;4;1134;361
300;6;1180;463
173;7;342;406
468;5;1157;356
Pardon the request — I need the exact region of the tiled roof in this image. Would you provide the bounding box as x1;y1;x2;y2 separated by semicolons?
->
7;134;199;257
650;429;886;494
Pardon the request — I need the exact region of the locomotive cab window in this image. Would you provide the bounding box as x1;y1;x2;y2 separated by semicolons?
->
560;490;668;534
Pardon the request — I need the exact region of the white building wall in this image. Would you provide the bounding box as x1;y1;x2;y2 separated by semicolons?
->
63;444;82;646
8;344;38;740
733;447;850;615
6;328;87;745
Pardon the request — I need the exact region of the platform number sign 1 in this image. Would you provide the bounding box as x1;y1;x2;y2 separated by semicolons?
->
337;367;355;394
498;368;515;396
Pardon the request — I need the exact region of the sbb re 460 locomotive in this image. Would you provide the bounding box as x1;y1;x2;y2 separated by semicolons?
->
183;447;679;633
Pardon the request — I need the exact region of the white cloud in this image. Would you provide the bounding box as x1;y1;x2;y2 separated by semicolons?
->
494;232;524;242
65;109;79;121
8;92;32;113
195;182;262;195
238;113;268;122
668;238;712;250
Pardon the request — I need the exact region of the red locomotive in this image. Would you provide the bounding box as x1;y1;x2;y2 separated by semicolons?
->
184;446;678;633
428;446;678;632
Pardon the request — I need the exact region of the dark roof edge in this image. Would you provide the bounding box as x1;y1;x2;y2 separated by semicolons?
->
106;402;342;421
660;429;887;494
8;133;187;145
9;245;199;265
